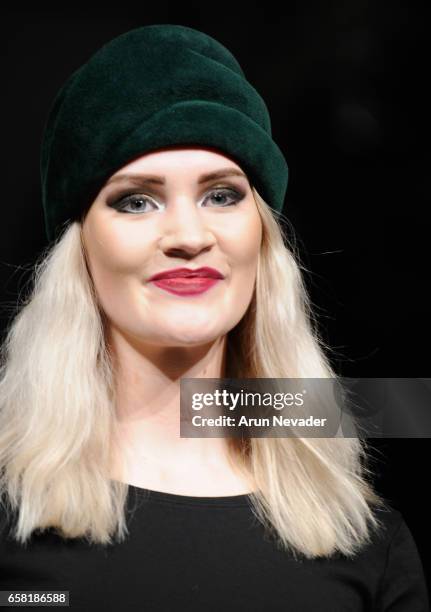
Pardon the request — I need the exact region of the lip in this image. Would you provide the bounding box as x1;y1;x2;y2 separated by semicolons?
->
148;266;225;281
151;277;222;296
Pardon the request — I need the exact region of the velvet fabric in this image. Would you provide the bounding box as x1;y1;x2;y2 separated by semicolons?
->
40;24;289;242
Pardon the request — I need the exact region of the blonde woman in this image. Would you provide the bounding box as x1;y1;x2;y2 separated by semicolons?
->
0;24;428;611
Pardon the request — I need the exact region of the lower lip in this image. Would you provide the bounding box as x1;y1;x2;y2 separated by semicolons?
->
150;277;222;296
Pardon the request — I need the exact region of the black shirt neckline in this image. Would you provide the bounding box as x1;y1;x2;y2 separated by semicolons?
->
122;481;255;507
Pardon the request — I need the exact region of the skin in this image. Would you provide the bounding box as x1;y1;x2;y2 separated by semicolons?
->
81;146;262;495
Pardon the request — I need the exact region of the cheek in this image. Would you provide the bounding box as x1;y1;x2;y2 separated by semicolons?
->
222;215;261;308
83;228;145;312
222;212;262;272
85;219;144;274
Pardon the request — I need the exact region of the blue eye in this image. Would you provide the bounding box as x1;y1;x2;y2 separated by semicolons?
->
111;187;244;214
115;195;154;214
203;188;243;208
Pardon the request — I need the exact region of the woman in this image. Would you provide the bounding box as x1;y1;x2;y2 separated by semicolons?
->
0;24;428;611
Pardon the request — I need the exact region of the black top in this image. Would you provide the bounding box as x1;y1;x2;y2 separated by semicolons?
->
0;484;429;611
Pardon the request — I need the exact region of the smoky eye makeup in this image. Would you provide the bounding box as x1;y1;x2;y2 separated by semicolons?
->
105;180;248;210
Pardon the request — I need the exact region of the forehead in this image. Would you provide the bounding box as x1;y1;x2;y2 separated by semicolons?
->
110;145;245;177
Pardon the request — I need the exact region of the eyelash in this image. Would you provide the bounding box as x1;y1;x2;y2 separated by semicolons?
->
110;187;244;214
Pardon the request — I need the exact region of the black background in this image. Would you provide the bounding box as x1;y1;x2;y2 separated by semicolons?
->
2;3;430;591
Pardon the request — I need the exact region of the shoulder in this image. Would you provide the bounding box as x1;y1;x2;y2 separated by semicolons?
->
371;505;430;611
369;504;422;567
370;504;405;545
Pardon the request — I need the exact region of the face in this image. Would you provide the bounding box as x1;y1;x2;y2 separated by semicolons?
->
81;146;262;347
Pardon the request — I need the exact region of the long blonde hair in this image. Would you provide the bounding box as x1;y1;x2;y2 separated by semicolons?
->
0;187;388;558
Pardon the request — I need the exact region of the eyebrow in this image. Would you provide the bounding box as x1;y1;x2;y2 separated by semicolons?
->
106;168;248;187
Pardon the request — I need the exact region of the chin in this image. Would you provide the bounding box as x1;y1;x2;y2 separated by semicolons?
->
168;335;218;346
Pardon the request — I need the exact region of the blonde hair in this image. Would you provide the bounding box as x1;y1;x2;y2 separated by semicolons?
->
0;187;388;558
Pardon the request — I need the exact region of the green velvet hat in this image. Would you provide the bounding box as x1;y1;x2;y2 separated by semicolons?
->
40;24;289;243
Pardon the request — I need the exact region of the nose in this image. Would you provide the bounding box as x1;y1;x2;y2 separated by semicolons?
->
158;196;216;257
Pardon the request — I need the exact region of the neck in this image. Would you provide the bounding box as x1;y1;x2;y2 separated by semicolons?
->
108;326;239;481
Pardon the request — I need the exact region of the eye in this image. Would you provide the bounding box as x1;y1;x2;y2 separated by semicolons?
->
203;188;244;207
109;186;244;214
110;194;158;214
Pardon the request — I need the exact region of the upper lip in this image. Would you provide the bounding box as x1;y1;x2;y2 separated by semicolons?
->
149;267;225;281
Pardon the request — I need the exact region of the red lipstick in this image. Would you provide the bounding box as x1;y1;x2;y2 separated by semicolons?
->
148;267;225;296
